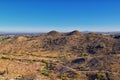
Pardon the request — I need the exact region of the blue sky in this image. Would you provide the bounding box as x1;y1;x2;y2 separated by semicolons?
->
0;0;120;32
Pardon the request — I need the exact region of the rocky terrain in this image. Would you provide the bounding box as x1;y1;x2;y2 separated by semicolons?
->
0;30;120;80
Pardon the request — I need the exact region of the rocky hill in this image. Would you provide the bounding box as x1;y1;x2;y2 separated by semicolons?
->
0;31;120;80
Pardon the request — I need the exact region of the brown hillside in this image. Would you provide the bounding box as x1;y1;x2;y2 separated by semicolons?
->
0;31;120;80
17;36;28;42
46;30;63;36
66;30;83;36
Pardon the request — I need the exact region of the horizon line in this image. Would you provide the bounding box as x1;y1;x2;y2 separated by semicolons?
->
0;30;120;33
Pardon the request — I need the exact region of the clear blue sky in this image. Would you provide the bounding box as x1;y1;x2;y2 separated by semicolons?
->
0;0;120;32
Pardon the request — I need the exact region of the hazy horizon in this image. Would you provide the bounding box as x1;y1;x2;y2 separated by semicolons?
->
0;30;120;33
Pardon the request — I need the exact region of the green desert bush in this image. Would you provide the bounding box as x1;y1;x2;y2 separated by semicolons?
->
0;56;10;60
96;73;107;80
39;69;50;76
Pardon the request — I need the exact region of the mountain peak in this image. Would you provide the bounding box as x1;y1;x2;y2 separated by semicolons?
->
67;30;83;36
47;30;62;36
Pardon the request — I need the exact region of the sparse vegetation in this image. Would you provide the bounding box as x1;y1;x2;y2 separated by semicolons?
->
0;56;10;60
96;73;107;80
0;31;119;79
39;69;50;76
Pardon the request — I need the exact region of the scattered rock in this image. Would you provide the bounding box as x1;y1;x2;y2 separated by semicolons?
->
0;67;5;75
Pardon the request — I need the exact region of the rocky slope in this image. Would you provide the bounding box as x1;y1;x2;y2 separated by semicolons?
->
0;31;119;80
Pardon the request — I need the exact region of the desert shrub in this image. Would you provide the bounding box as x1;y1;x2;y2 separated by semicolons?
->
41;60;55;70
60;75;69;80
96;73;107;80
0;56;10;60
81;53;89;57
40;69;50;76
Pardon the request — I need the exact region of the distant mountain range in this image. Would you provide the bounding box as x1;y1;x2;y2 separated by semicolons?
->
82;31;120;35
0;31;120;35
